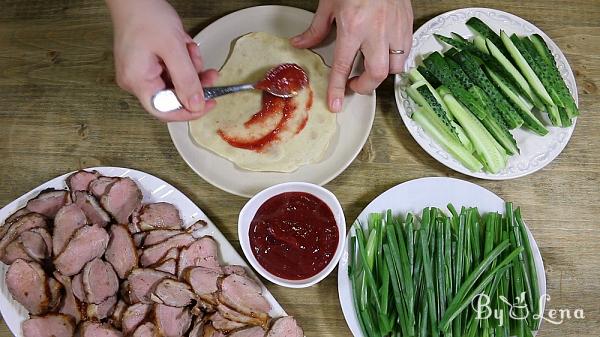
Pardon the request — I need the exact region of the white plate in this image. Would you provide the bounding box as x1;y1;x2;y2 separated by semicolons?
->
0;167;286;337
337;177;547;337
168;5;376;197
394;7;577;179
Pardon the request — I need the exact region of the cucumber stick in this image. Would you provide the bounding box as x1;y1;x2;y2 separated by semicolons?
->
450;51;524;129
524;36;579;118
408;81;474;152
500;31;556;109
408;70;452;120
412;106;483;172
485;38;545;110
423;52;488;120
473;35;487;54
417;65;442;88
487;68;548;136
466;17;510;58
442;93;506;173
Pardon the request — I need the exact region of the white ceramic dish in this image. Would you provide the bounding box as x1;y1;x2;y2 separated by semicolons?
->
168;5;376;198
238;182;345;288
337;177;546;337
0;167;286;337
394;7;577;179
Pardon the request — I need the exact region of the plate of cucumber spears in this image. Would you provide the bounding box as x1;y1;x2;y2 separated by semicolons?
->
395;7;579;179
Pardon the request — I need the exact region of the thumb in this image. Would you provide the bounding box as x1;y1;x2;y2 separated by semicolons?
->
290;3;333;48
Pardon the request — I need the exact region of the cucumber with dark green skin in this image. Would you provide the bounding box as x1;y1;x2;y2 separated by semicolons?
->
466;17;511;58
434;33;530;101
445;57;477;89
470;86;520;155
559;107;573;127
450;51;524;129
423;52;488;119
417;65;441;87
486;68;548;136
524;36;579;118
416;85;456;134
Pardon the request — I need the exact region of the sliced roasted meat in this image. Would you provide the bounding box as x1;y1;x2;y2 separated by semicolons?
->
110;299;127;329
218;274;271;324
133;232;147;247
66;170;100;192
153;304;192;337
20;229;50;261
73;191;111;226
54;272;83;324
143;229;183;246
122;303;151;335
5;207;31;224
22;314;75;337
153;258;177;275
217;304;265;327
6;259;50;315
127;268;174;304
140;233;194;267
2;240;32;264
202;324;226;337
25;189;70;218
188;317;205;337
132;322;157;337
266;316;303;337
230;326;267;337
223;265;247;277
151;279;196;307
72;272;86;302
138;202;183;231
183;267;221;304
83;258;119;304
80;321;123;337
105;224;138;278
87;295;118;320
54;225;109;276
0;213;46;258
89;176;118;199
210;311;247;332
178;236;220;277
53;203;87;256
186;219;207;233
101;178;142;224
48;276;64;312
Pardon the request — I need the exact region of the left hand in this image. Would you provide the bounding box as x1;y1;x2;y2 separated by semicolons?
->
291;0;413;112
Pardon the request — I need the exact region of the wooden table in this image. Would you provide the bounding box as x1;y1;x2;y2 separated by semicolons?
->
0;0;598;336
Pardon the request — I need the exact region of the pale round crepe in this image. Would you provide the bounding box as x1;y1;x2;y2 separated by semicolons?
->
189;32;336;172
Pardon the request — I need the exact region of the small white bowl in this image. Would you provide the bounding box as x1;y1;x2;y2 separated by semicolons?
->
238;182;346;288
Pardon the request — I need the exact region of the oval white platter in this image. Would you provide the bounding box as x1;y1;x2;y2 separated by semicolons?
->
395;7;577;179
0;167;286;337
168;5;376;198
337;177;546;337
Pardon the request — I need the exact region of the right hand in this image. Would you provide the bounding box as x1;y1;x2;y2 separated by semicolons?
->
106;0;218;121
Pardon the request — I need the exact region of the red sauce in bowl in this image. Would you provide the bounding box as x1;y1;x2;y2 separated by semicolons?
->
248;192;339;280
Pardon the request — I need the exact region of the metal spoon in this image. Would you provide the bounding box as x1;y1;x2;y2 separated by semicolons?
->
150;84;293;113
151;63;308;113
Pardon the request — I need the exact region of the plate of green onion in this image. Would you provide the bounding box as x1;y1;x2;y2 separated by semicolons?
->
337;177;546;337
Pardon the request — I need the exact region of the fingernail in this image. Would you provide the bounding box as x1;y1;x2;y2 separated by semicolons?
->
189;94;203;112
331;98;342;112
290;35;302;44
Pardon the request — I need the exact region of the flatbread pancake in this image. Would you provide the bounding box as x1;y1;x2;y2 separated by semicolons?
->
189;32;336;172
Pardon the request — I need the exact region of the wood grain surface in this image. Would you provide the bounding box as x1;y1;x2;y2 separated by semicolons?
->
0;0;599;336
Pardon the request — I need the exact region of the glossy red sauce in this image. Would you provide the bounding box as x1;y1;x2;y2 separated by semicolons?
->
218;63;311;151
255;63;308;95
249;192;339;280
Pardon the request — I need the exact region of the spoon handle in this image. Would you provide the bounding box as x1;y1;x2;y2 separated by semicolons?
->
151;84;255;113
203;84;255;100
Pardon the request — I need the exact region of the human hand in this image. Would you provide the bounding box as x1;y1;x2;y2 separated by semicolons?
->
106;0;218;121
291;0;413;112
